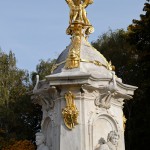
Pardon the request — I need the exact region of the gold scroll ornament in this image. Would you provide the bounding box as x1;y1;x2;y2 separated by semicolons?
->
65;24;82;69
62;91;79;130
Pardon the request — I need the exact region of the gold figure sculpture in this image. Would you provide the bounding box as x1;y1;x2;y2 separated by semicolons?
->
65;0;94;69
65;0;94;36
66;0;93;25
62;91;79;130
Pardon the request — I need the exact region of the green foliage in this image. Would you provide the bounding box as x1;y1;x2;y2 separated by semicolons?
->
126;1;150;149
36;59;56;79
92;29;138;84
31;59;56;84
0;51;55;149
0;51;41;149
127;0;150;52
92;26;150;149
0;1;149;149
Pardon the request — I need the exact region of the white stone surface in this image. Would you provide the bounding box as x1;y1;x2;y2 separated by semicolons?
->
98;131;120;150
32;37;137;150
35;132;49;150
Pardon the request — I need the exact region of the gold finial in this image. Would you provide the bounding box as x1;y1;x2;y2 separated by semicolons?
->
62;91;79;130
65;0;94;69
65;0;94;36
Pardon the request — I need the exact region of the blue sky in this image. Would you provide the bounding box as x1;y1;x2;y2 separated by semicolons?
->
0;0;145;72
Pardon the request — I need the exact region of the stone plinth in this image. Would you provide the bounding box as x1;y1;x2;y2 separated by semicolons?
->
33;64;137;150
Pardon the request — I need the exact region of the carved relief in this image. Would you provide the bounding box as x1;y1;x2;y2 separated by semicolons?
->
88;111;119;150
35;132;49;150
62;91;79;129
95;131;120;150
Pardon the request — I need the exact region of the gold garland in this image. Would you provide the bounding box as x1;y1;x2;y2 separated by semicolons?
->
51;59;115;73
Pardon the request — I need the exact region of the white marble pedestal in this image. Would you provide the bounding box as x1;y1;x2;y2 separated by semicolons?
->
33;69;137;150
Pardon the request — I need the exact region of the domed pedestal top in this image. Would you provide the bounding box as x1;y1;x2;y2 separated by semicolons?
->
52;37;114;79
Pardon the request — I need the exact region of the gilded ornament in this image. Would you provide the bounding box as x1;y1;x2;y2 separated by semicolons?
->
52;1;115;71
65;0;94;35
107;61;115;71
65;39;81;69
51;59;115;72
62;91;79;130
123;115;127;131
65;0;94;69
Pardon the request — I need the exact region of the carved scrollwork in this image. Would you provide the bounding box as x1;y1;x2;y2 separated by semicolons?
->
32;87;57;110
81;72;132;109
95;91;113;109
95;72;132;109
34;93;55;110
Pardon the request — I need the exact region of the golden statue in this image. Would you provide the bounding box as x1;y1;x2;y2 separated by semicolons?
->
66;0;93;25
65;0;94;35
65;0;94;69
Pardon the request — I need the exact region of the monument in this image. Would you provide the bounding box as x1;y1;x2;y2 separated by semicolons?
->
32;1;137;150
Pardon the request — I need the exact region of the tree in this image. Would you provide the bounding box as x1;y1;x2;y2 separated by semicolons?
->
92;29;138;84
126;0;150;149
0;50;41;149
31;59;56;84
92;20;150;149
127;0;150;53
0;51;28;133
92;29;143;150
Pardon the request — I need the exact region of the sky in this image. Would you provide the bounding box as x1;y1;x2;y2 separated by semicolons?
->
0;0;146;72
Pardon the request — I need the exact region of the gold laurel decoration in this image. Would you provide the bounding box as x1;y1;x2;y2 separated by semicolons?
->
62;91;79;130
51;59;115;73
